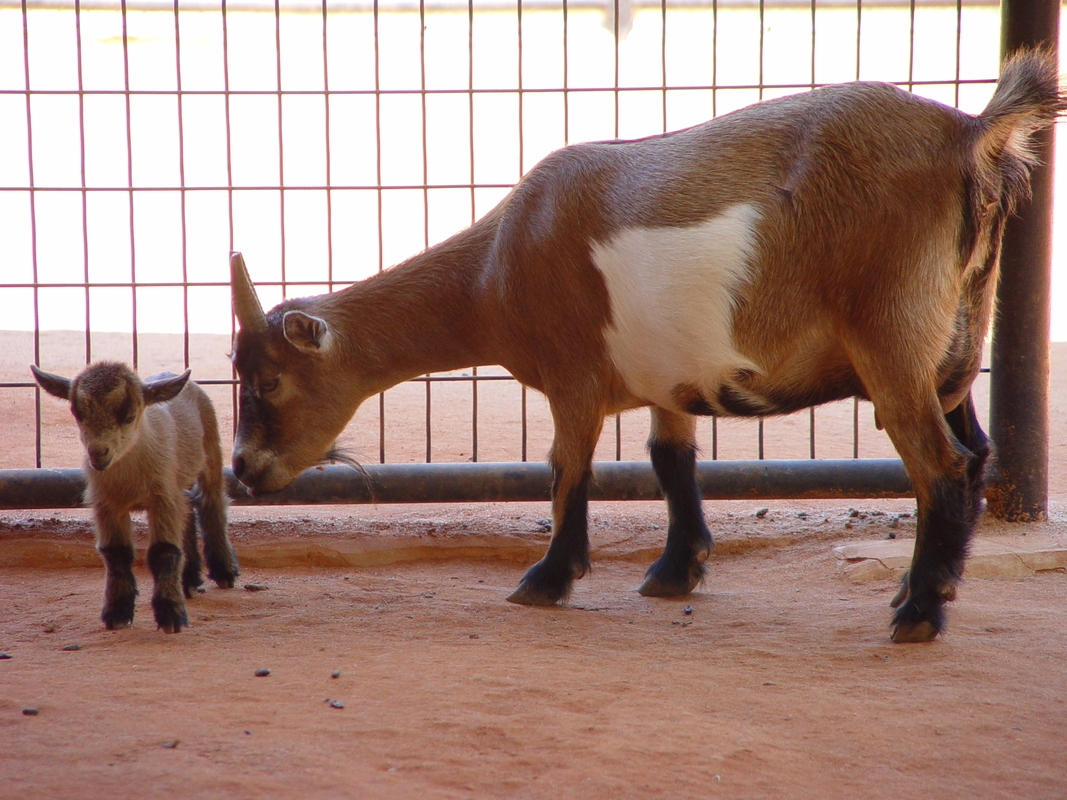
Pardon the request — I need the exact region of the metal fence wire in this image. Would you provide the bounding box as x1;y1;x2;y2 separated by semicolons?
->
0;0;1048;508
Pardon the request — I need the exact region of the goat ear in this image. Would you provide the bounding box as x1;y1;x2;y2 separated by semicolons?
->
283;310;332;353
30;365;72;400
143;369;192;406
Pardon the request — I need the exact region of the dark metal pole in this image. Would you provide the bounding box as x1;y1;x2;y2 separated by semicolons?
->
987;0;1059;521
0;460;913;510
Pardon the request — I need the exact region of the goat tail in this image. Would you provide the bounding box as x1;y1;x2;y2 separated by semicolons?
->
978;48;1066;164
968;48;1066;214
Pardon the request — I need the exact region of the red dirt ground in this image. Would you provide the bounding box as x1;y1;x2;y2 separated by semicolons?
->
2;332;1067;798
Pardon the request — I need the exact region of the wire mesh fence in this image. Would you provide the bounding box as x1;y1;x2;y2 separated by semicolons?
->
1;0;1002;475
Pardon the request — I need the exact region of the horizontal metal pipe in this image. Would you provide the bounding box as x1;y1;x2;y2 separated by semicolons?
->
0;459;912;510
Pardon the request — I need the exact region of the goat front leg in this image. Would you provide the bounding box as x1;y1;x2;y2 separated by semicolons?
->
147;492;191;633
506;399;604;606
638;408;713;597
95;505;138;630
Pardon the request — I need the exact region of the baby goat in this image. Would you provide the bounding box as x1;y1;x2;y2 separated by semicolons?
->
32;361;239;632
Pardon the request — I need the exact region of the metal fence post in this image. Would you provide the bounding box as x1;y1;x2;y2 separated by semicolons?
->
987;0;1060;521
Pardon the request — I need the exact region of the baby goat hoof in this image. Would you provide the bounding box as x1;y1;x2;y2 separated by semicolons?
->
101;598;136;630
152;598;189;634
209;572;238;590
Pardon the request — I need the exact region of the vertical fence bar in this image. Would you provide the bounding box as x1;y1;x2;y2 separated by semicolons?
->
23;0;43;468
76;0;91;364
174;0;192;368
374;0;387;464
121;0;139;369
987;0;1059;521
322;0;335;291
223;0;241;440
274;0;286;294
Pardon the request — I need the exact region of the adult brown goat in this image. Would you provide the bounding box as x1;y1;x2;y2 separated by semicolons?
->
230;49;1064;642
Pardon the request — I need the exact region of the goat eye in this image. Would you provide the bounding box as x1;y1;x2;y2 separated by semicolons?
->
123;415;136;425
259;378;279;394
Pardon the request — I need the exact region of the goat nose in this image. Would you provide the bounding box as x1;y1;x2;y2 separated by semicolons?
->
88;446;111;470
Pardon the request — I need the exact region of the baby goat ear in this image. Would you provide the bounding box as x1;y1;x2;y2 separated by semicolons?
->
143;369;192;406
282;310;332;353
30;365;72;400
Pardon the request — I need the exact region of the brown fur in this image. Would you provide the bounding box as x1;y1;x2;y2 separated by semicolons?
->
230;49;1065;641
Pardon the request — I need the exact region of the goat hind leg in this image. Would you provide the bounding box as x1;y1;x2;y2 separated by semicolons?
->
879;401;977;642
193;479;239;589
506;400;603;606
639;409;713;597
181;502;204;598
890;393;989;622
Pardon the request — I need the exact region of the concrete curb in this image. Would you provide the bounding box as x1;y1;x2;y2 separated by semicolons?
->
835;537;1067;581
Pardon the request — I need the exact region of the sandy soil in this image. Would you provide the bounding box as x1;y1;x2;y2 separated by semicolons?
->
3;331;1067;798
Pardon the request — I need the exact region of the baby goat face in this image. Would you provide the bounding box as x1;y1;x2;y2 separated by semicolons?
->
32;363;188;471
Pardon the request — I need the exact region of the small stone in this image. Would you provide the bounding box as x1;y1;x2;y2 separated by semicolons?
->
160;740;179;749
22;707;40;716
755;508;769;519
254;668;271;677
683;605;693;615
43;624;56;633
62;643;81;651
244;584;269;592
0;652;12;660
329;700;345;709
468;633;480;639
331;670;341;679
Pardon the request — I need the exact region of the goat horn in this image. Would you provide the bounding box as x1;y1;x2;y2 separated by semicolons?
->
230;251;268;334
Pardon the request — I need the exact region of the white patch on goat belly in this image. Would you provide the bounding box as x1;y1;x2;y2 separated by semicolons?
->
592;203;762;412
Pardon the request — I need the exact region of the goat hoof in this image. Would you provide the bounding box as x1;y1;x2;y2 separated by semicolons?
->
207;560;239;590
637;574;697;597
505;582;565;606
505;557;582;606
891;620;939;643
101;599;136;630
152;599;188;633
638;557;706;597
